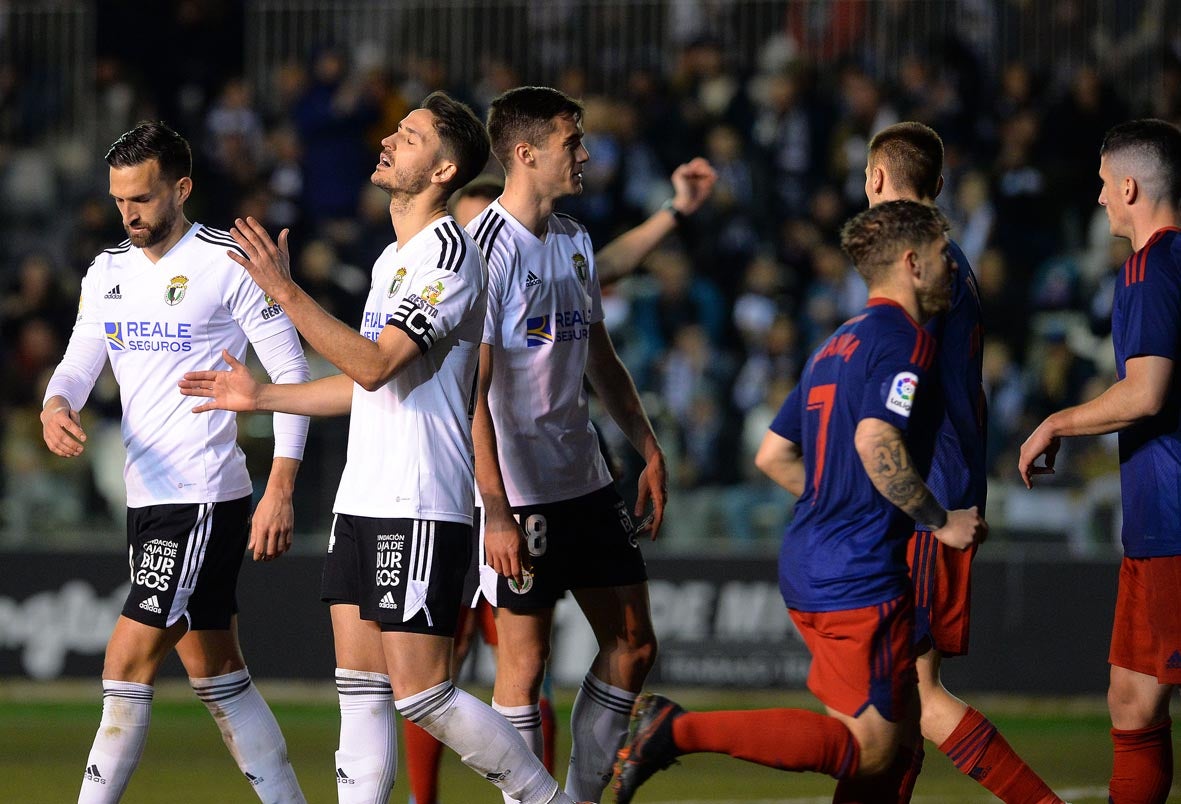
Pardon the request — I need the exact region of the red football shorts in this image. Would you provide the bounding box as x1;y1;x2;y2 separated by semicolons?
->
1109;555;1181;684
790;593;917;722
908;530;978;656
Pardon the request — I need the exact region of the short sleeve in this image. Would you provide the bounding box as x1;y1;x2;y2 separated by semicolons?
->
389;253;483;353
860;324;933;433
769;385;802;444
1116;250;1181;362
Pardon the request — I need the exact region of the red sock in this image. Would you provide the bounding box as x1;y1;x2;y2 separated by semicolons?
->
1110;718;1173;804
832;742;924;804
539;694;557;774
403;719;444;804
938;707;1060;804
672;708;858;778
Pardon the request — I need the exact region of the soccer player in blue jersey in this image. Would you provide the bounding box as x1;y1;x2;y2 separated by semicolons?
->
614;200;986;804
868;122;1064;804
1020;118;1181;804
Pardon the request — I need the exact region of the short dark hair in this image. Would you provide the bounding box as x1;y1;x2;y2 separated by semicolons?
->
868;122;944;200
454;174;504;204
486;86;584;171
422;91;491;195
840;200;949;284
1100;118;1181;206
105;121;192;183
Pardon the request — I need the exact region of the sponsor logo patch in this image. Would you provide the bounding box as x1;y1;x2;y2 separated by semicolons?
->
885;371;919;418
526;315;553;347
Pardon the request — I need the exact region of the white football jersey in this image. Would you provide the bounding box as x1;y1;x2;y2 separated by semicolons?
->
467;201;613;506
59;224;302;507
332;216;486;524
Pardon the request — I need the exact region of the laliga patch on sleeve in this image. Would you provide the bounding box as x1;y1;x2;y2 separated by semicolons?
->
885;371;919;417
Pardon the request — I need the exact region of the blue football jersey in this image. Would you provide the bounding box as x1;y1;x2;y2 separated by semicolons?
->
771;299;939;612
922;240;987;517
1111;226;1181;558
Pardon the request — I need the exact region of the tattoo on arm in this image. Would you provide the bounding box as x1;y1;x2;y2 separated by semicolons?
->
865;436;947;528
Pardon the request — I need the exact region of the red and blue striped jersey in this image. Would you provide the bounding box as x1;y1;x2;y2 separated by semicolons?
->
1112;226;1181;557
771;298;939;611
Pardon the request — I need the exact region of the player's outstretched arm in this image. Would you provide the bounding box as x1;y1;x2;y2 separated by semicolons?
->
472;343;529;585
754;429;805;497
1018;354;1173;488
41;396;87;458
180;349;354;416
595;157;717;286
854;416;985;550
585;322;667;538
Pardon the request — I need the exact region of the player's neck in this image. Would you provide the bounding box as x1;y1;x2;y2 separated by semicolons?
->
868;285;925;325
1129;209;1181;252
388;197;448;245
142;218;192;264
498;180;558;239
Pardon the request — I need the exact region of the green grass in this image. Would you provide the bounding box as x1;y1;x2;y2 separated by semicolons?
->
0;682;1168;803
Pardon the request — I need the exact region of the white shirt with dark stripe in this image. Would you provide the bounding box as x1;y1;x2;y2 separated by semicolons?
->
333;216;486;524
467;201;612;507
48;223;305;507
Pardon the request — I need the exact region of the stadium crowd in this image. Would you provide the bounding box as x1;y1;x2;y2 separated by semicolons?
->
1;1;1180;546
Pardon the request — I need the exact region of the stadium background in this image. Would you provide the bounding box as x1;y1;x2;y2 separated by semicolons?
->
1;2;1180;801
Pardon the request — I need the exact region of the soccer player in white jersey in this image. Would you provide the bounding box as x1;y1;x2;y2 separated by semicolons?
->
467;85;674;802
179;92;590;804
40;121;310;803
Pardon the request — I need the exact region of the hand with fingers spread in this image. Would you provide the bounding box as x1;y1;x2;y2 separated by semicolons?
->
227;216;298;304
41;396;87;458
634;450;668;540
669;156;718;216
179;349;262;413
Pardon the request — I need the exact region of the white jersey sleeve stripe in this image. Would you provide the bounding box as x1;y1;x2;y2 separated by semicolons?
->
434;221;467;273
194;229;247;260
474;212;507;258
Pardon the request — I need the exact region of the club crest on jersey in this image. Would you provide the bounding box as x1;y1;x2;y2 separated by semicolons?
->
885;371;919;418
420;280;445;305
507;569;534;595
388;267;407;297
572;252;587;282
164;275;189;306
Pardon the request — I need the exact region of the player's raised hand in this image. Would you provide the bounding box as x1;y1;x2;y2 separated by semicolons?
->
1017;422;1060;489
670;157;718;216
634;449;669;540
180;349;261;413
227;216;296;303
40;397;87;457
933;506;987;550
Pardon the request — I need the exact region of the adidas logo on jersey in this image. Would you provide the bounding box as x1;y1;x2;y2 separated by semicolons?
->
244;772;263;786
139;594;162;614
84;764;107;784
1167;650;1181;670
525;271;542;288
104;284;122;299
379;591;398;610
336;768;356;785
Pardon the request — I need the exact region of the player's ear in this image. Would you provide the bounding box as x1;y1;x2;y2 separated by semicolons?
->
903;247;921;279
934;174;944;199
434;160;457;187
1124;175;1139;205
514;141;534;168
174;176;192;205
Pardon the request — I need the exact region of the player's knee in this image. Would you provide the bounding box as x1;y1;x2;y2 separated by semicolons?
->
1107;679;1169;729
500;640;550;684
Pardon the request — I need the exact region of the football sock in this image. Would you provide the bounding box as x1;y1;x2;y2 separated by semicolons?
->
564;672;637;800
493;701;544;804
396;681;574;804
832;741;923;803
403;719;443;804
673;707;860;777
190;667;306;803
334;669;397;804
938;707;1061;804
539;693;557;773
78;680;153;803
1110;718;1173;804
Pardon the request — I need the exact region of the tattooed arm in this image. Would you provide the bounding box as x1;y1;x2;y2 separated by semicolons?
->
854;417;985;550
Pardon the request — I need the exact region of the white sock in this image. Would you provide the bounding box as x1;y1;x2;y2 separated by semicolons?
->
564;673;637;800
395;681;575;804
334;668;396;804
190;667;306;803
492;701;543;804
78;680;153;803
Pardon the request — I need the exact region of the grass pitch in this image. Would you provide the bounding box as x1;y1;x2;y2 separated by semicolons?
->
0;682;1166;803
